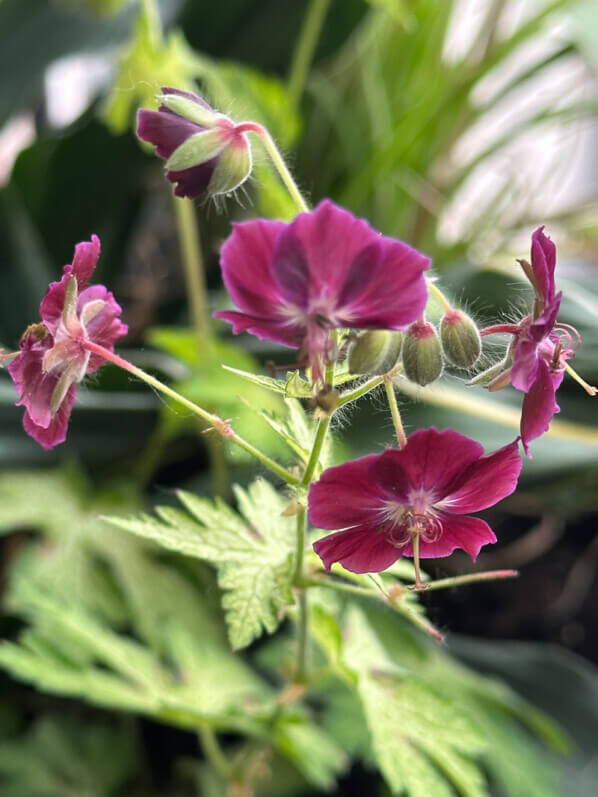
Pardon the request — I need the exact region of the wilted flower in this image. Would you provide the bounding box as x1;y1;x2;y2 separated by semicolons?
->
214;200;430;382
309;427;521;574
137;87;252;199
8;236;127;449
483;227;594;455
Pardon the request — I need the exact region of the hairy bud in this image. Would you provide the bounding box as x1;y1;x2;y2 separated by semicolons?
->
347;330;403;376
402;320;443;386
439;309;481;369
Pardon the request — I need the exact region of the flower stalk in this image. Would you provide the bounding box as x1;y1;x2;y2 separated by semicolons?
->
80;340;299;486
384;376;407;448
236;121;310;213
172;196;212;349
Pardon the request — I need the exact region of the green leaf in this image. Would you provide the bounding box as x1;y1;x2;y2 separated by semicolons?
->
273;718;348;791
106;478;296;649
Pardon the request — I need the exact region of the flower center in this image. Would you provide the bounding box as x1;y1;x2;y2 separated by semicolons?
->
378;500;442;548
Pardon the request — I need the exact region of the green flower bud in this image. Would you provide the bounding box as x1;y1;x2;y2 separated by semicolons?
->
347;330;403;376
439;309;481;369
402;320;443;386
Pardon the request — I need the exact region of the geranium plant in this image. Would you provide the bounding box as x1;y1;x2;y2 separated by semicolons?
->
0;3;596;796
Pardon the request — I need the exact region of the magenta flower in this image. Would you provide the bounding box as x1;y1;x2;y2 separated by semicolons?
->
137;87;252;199
8;236;127;449
482;227;595;455
309;427;521;574
507;228;580;455
214;200;430;381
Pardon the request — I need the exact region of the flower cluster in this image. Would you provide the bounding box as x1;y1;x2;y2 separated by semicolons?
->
7;89;593;579
8;237;126;449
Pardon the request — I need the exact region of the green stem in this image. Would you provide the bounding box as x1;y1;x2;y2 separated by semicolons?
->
237;122;310;213
426;279;453;312
291;360;336;681
392;595;444;642
384;378;407;448
302;415;331;485
422;569;519;591
287;0;332;108
82;341;299;486
172;197;212;349
304;575;444;642
411;533;423;589
199;727;234;781
337;374;385;407
296;588;309;682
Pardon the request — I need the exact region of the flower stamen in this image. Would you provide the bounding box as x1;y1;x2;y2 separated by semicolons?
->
564;362;598;396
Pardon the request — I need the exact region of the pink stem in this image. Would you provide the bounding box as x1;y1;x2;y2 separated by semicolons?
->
479;324;521;337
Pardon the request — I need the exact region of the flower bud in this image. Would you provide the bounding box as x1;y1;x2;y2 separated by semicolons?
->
439;309;481;369
347;330;403;376
402;320;443;386
137;87;252;200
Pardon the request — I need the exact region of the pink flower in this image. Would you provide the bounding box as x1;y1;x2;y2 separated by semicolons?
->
137;87;252;199
309;428;521;574
214;200;430;381
8;236;127;449
509;228;577;455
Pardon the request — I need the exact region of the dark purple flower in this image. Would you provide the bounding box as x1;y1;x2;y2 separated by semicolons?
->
8;236;127;449
137;87;252;199
309;427;521;574
214;200;430;381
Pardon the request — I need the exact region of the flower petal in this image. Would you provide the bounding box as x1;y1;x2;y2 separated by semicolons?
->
137;108;204;160
272;201;383;306
511;295;562;392
78;285;128;372
167;159;219;200
8;335;55;429
219;219;287;317
313;527;398;573
23;383;77;450
40;236;101;332
437;440;521;513
520;358;560;456
308;454;391;530
213;310;302;347
531;226;556;305
338;234;430;328
401;514;497;561
377;427;484;498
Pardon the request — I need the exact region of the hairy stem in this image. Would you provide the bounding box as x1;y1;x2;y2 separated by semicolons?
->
82;341;299;486
237;121;310;213
423;569;518;591
384;377;407;448
287;0;332;108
